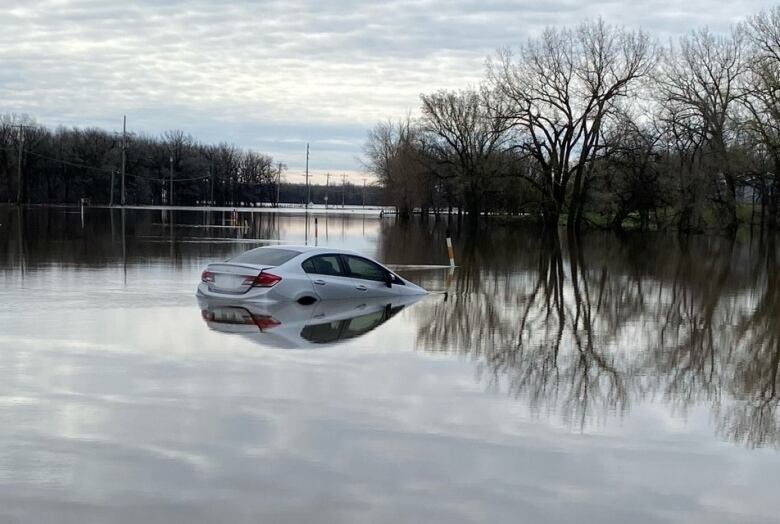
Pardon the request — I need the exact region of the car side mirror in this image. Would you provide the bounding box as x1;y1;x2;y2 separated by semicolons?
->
385;272;393;288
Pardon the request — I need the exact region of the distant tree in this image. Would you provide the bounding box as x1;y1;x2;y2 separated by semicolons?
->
0;114;283;207
363;117;433;217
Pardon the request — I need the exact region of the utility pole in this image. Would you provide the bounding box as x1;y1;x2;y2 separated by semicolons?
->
169;155;174;206
363;178;366;209
210;163;214;206
14;123;36;205
121;115;127;206
276;162;281;207
305;143;310;209
16;124;25;205
342;173;346;208
325;172;330;210
110;170;115;206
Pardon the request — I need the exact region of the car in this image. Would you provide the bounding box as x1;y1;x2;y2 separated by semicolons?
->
198;294;425;349
196;245;427;303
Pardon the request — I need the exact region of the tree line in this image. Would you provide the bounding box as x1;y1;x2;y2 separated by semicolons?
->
0;118;290;207
364;6;780;232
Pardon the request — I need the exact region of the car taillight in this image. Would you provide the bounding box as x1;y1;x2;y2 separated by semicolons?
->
251;272;282;287
201;270;215;283
251;314;281;331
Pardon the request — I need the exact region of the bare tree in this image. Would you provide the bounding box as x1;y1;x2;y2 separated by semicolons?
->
419;87;512;217
363;117;435;217
656;27;747;231
596;107;668;230
655;99;711;232
489;19;654;229
742;7;780;229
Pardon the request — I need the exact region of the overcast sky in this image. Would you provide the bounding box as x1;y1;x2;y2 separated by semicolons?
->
1;0;777;182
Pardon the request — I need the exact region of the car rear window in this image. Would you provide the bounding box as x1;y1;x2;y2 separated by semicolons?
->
302;254;345;276
229;248;300;266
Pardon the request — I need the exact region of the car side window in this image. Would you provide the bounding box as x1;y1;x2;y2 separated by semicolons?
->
302;255;345;276
343;256;387;282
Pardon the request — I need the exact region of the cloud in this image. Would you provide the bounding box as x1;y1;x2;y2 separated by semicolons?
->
0;0;776;176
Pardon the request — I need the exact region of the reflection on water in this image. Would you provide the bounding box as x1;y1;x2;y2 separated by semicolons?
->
2;206;780;447
407;229;780;448
1;206;780;522
199;295;423;349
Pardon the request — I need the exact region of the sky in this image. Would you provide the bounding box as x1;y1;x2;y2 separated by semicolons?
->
1;0;777;183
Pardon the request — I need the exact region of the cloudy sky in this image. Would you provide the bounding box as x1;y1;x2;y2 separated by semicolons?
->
1;0;776;182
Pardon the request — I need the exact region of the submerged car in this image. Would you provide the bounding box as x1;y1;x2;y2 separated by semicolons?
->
199;294;425;349
197;245;427;303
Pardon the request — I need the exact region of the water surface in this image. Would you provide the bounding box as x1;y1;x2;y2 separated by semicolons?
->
1;206;779;523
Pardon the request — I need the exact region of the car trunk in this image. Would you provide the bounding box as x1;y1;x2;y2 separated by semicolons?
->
206;263;273;294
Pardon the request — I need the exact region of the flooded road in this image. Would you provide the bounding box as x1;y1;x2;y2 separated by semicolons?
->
1;206;779;523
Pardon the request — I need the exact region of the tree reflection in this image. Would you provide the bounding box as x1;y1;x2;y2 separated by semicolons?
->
0;207;284;269
718;237;780;447
412;224;780;447
646;236;736;413
414;229;632;428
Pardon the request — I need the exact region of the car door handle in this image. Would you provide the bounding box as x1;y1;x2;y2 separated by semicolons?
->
355;284;368;291
313;279;326;286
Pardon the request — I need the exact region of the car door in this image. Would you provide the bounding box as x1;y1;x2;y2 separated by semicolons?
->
301;254;358;300
341;255;397;298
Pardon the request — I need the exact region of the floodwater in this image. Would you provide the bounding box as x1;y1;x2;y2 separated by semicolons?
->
1;206;779;523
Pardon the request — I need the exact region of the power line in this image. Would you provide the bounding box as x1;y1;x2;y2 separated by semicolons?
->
7;148;209;183
25;150;116;174
1;144;254;201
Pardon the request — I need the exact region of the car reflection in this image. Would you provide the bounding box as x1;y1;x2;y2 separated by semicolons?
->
198;295;425;349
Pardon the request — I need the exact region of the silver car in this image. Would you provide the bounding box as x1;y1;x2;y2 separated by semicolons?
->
197;245;427;303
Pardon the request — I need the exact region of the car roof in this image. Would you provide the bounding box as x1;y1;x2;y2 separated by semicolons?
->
260;245;364;257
